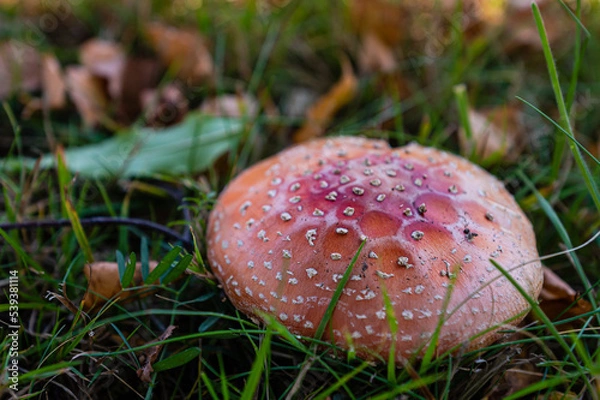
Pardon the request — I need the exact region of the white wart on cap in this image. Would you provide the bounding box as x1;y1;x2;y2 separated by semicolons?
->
207;137;543;361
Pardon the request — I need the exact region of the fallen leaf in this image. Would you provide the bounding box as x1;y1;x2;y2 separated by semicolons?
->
293;58;358;143
458;104;525;165
79;39;126;100
349;0;405;48
536;392;579;400
200;93;258;118
144;22;213;84
118;57;163;123
137;325;177;382
0;40;41;99
65;66;109;127
82;260;158;310
2;113;244;179
357;32;397;74
537;267;593;330
42;53;66;110
482;358;541;400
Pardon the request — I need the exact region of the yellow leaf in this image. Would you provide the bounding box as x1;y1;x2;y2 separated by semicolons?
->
293;59;357;143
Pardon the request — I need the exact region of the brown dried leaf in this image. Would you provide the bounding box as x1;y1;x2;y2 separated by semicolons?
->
482;357;541;400
46;291;81;316
200;93;258;118
82;260;158;310
0;40;41;99
137;325;177;382
458;105;525;164
537;267;593;329
42;53;66;110
357;32;397;74
293;59;358;143
65;66;109;127
118;57;163;123
144;22;213;84
536;392;579;400
79;39;126;100
349;0;405;47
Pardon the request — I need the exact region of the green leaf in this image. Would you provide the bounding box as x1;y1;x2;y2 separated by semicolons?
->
116;250;126;281
141;237;149;282
161;254;192;285
145;246;182;284
2;114;243;179
121;252;137;288
152;347;201;372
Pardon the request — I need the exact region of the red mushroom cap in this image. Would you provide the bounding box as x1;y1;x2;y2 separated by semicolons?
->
207;137;543;361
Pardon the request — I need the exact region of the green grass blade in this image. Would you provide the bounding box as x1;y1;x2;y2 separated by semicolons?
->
453;84;475;160
259;312;307;352
200;372;220;400
141;236;150;282
517;170;598;314
0;228;43;272
110;323;141;368
17;361;80;385
369;372;444;400
313;361;370;400
381;285;397;382
564;0;587;111
116;250;126;282
314;239;366;341
56;148;94;263
420;271;457;374
516;97;599;166
504;371;581;400
240;329;272;400
121;252;137;288
152;347;202;372
491;259;594;394
532;3;600;211
558;0;591;39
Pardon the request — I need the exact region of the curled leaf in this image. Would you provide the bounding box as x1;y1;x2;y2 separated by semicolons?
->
79;39;126;99
357;32;397;74
144;22;213;84
42;53;66;110
137;325;177;382
65;66;109;127
537;267;593;330
82;260;158;310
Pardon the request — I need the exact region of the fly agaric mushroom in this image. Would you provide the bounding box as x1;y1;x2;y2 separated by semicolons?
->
207;137;543;361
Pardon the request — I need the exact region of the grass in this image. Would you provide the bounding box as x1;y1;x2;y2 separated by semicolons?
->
1;0;600;399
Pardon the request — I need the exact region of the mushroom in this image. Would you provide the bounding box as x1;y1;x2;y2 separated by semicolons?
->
207;137;543;361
